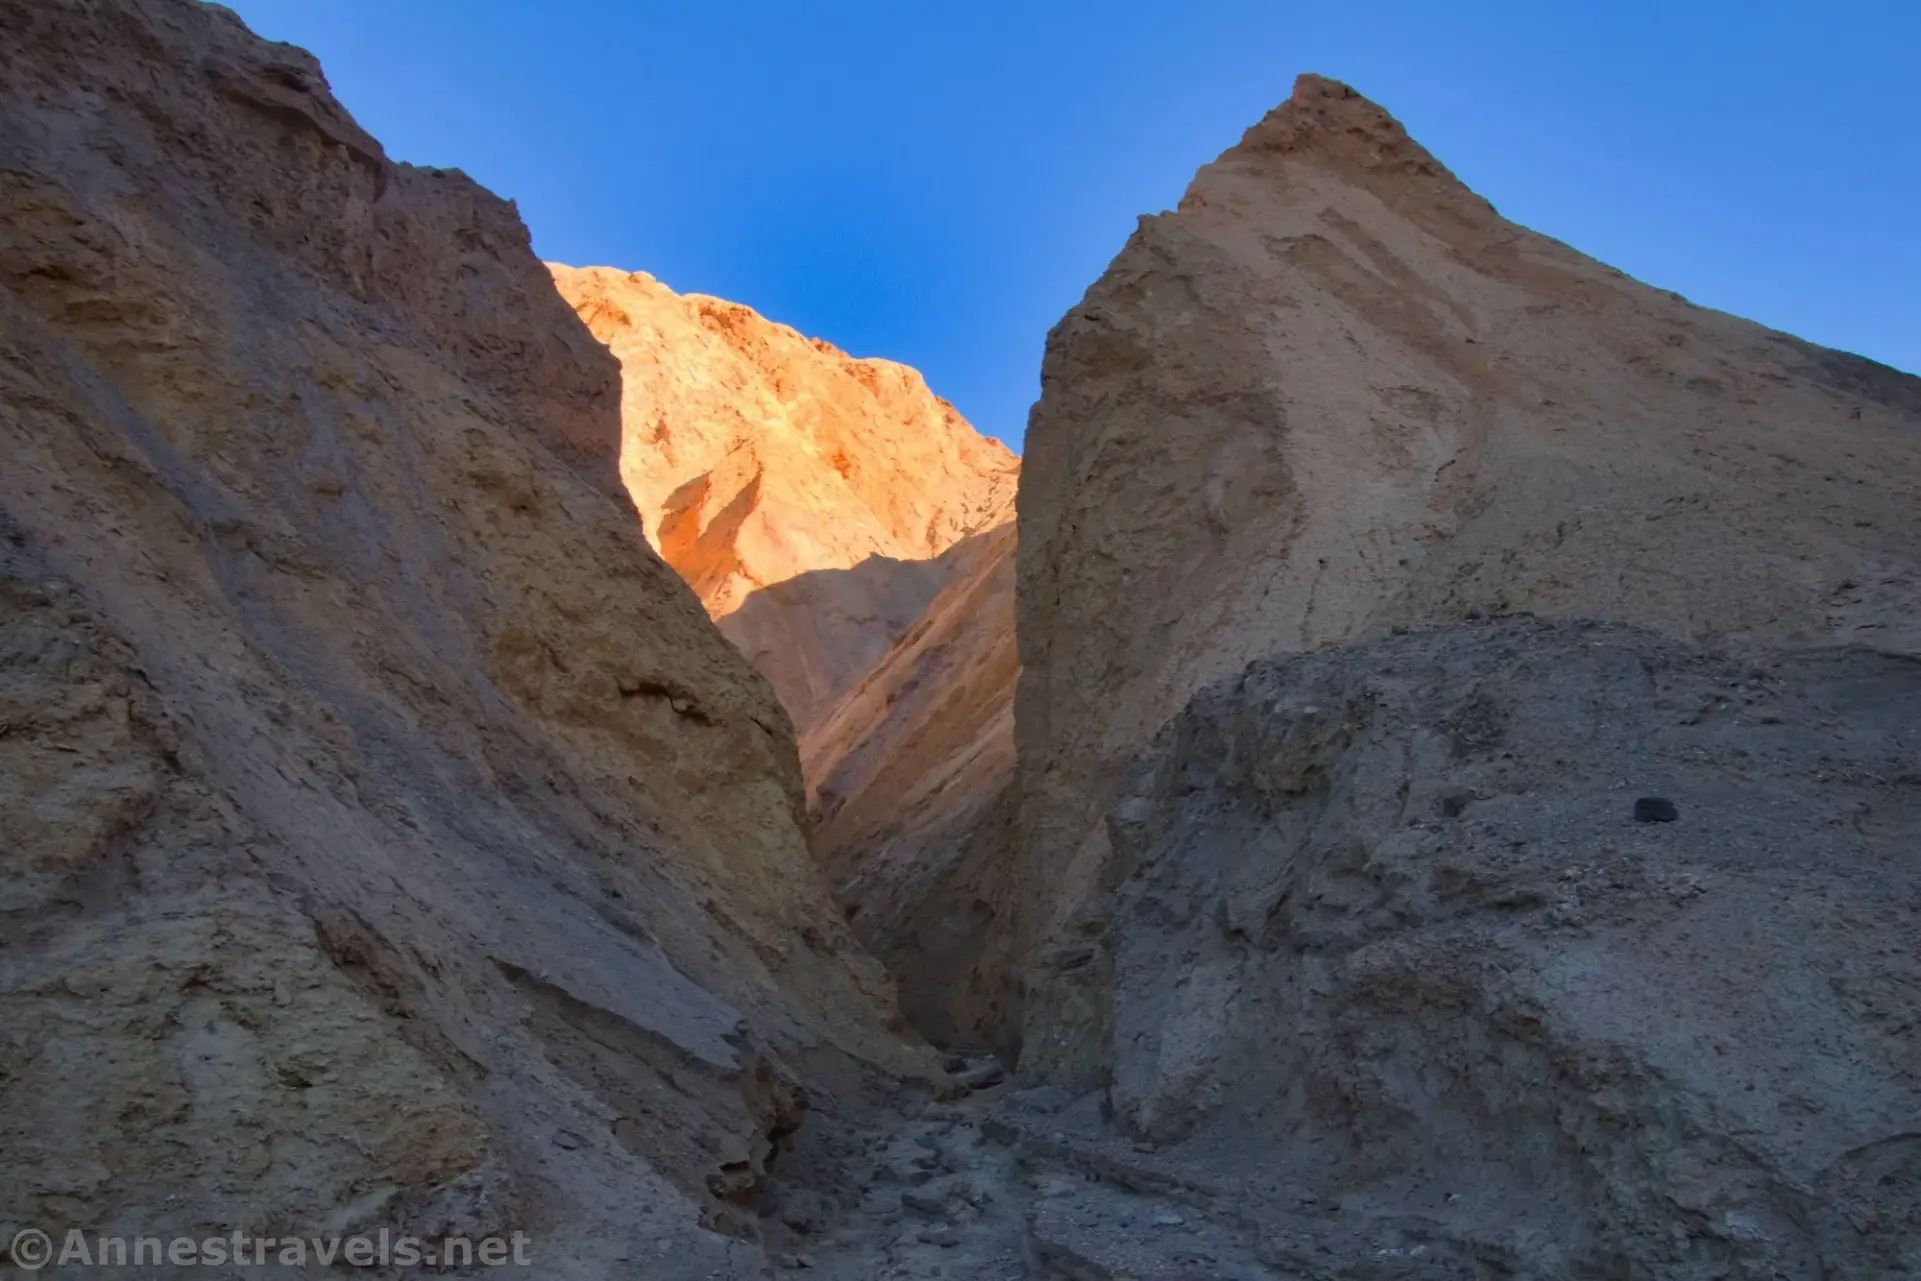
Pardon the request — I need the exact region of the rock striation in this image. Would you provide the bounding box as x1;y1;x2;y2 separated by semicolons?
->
548;264;1018;736
1013;73;1921;1070
801;525;1022;1051
11;18;1919;1275
0;3;932;1275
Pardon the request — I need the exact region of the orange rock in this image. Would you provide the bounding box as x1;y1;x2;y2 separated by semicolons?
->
549;265;1018;735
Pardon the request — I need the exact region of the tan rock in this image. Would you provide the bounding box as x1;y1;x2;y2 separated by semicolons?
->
0;1;929;1270
801;526;1021;1050
1013;74;1921;1041
993;75;1921;1278
547;264;1018;734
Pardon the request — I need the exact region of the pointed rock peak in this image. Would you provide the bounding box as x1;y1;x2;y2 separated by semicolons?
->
1220;73;1493;217
1236;73;1433;165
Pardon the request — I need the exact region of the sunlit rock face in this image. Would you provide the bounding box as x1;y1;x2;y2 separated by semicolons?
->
0;0;934;1268
549;265;1018;737
993;71;1921;1281
551;266;1029;1052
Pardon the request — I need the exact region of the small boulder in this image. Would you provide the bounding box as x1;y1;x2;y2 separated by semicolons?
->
1633;797;1679;823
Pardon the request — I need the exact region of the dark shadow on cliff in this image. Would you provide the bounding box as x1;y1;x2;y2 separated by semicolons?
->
772;525;1024;1055
717;528;1007;737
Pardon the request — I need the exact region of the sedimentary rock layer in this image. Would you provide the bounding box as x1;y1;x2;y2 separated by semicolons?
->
0;3;928;1273
549;267;1029;1055
1013;74;1921;1056
802;525;1021;1050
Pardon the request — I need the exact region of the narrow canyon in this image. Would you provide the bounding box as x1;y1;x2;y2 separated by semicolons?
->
2;5;1917;1281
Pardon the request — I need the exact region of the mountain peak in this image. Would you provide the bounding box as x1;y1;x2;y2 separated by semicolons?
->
1198;73;1494;223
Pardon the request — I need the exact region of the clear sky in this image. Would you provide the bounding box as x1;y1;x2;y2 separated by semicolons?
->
224;1;1917;450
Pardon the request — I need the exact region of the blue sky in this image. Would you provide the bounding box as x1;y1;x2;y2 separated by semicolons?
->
225;1;1916;450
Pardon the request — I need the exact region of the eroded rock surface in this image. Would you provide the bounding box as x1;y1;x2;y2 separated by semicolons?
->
550;266;1028;1055
1064;618;1921;1279
803;525;1022;1051
548;264;1019;735
12;19;1919;1277
751;623;1920;1281
0;3;933;1274
1013;73;1921;1065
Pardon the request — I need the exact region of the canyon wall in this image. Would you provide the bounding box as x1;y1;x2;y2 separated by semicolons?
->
1051;618;1921;1279
0;3;931;1276
548;265;1018;736
11;10;1916;1272
801;525;1021;1050
1014;74;1921;1071
996;72;1921;1279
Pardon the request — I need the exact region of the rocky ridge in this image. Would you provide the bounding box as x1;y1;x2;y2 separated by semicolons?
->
6;9;1920;1278
552;264;1028;1056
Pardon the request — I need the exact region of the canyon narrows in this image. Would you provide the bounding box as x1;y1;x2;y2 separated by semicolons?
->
546;265;1027;1051
3;9;1918;1281
1004;74;1921;1280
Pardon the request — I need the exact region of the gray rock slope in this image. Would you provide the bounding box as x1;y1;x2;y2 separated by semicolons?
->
1030;617;1920;1280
